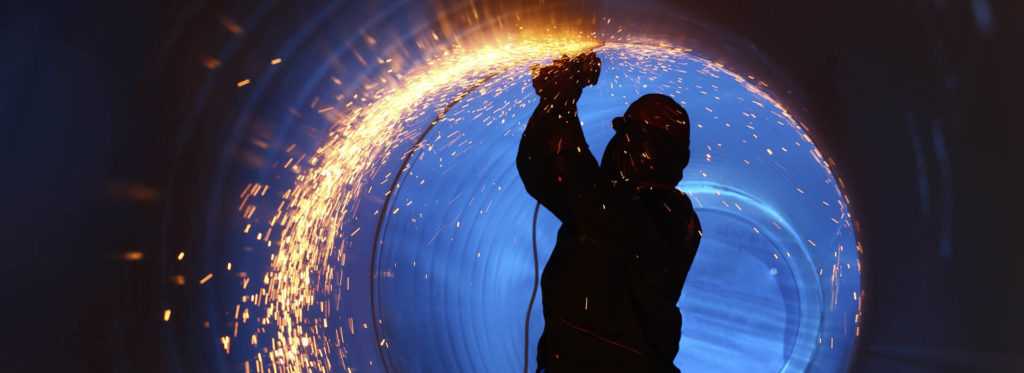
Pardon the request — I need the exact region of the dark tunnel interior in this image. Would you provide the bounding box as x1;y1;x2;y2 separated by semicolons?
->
1;1;1022;372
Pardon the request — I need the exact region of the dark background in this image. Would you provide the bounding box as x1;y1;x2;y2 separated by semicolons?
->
1;0;1021;371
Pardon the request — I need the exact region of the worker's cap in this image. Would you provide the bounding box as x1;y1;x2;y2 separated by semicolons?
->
615;93;690;146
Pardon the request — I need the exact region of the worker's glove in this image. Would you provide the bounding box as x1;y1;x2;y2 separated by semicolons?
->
530;51;601;103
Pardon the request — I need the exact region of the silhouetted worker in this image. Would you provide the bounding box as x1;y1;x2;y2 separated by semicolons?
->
517;51;701;372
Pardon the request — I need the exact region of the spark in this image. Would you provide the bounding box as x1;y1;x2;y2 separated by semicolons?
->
231;24;864;371
202;56;221;70
122;251;143;261
219;17;244;35
246;35;599;372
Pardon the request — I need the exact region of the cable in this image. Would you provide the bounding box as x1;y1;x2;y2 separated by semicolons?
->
525;202;540;373
370;59;533;372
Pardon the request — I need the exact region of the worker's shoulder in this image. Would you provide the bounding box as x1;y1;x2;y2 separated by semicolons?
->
657;190;696;217
657;191;700;242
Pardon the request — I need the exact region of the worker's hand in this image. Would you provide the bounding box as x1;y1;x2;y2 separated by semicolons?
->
530;51;601;103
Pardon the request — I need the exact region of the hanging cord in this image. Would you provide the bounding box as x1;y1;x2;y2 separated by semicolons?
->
370;66;508;372
525;202;540;373
370;56;542;371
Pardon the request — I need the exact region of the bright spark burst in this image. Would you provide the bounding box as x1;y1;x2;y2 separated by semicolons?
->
247;36;601;373
232;27;862;373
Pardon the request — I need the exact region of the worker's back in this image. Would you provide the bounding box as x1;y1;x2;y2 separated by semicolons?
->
516;51;700;372
533;182;700;372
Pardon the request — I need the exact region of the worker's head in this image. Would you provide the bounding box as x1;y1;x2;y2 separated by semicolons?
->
600;94;691;186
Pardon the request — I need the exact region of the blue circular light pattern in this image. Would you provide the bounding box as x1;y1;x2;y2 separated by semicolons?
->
373;44;861;372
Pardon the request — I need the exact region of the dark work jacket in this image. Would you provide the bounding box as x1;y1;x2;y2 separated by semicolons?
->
517;99;701;372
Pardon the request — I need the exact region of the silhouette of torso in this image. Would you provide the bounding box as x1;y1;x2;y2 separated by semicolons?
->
517;99;701;372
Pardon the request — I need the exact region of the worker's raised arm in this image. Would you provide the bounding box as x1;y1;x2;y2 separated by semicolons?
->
516;52;601;222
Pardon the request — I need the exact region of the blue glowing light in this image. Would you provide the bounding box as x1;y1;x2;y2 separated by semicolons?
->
370;44;860;372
